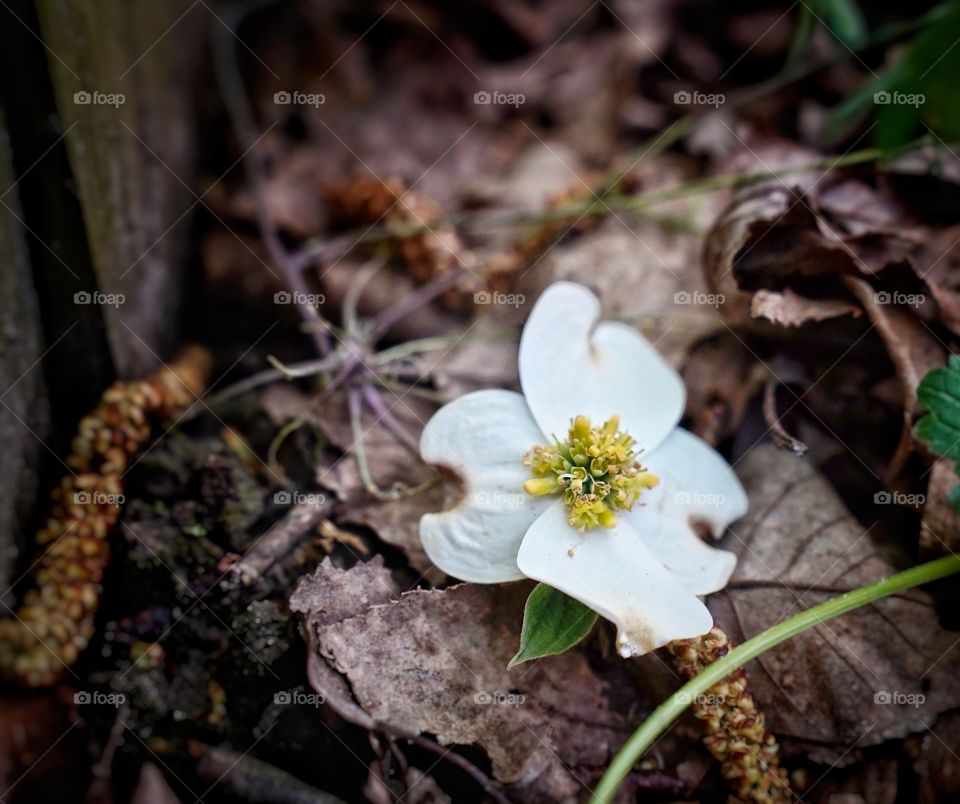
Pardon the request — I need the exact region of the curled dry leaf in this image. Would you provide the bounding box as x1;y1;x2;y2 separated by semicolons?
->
291;560;633;801
904;225;960;335
704;146;960;345
705;184;863;327
751;288;860;328
713;444;960;762
710;183;859;285
841;276;945;478
290;556;399;731
841;277;945;417
705;153;952;480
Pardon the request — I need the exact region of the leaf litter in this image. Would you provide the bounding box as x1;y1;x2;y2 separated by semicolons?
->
18;3;960;803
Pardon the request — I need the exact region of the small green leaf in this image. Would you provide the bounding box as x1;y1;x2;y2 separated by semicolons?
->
509;583;598;667
821;0;867;47
916;356;960;458
915;356;960;509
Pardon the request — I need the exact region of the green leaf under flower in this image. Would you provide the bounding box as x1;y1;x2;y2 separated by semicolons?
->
510;583;598;667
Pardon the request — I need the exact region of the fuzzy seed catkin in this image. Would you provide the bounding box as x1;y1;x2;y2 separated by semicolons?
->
0;346;212;687
667;627;790;803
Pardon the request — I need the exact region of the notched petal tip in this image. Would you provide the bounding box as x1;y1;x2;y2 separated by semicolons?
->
417;389;549;584
644;428;749;541
518;282;685;453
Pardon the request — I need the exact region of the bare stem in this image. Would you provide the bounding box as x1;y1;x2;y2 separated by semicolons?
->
211;8;331;355
361;381;420;454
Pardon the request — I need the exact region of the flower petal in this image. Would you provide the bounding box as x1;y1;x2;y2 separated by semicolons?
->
516;501;715;657
420;389;550;582
622;428;745;595
518;282;685;451
623;506;736;596
645;428;749;537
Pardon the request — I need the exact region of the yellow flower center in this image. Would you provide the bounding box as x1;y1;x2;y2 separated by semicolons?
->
523;415;659;530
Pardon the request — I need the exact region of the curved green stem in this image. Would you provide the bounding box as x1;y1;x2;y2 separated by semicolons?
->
592;554;960;804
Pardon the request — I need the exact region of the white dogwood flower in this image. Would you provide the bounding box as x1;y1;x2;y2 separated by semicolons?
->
419;282;747;656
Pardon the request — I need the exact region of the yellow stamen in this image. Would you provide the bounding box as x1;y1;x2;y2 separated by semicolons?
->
523;477;558;496
522;414;659;531
597;509;618;529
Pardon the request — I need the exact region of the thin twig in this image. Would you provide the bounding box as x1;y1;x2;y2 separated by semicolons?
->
347;386;435;500
370;330;517;365
369;267;479;341
230;501;330;586
361;381;420;454
343;258;385;338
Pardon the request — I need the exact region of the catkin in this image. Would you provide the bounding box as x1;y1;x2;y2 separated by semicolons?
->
0;346;212;686
667;627;790;803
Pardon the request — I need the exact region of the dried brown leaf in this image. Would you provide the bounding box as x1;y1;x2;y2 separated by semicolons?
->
920;459;960;557
681;334;766;444
907;225;960;335
291;556;399;730
705;184;857;295
293;569;633;800
714;444;960;761
843;278;945;410
750;288;860;328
